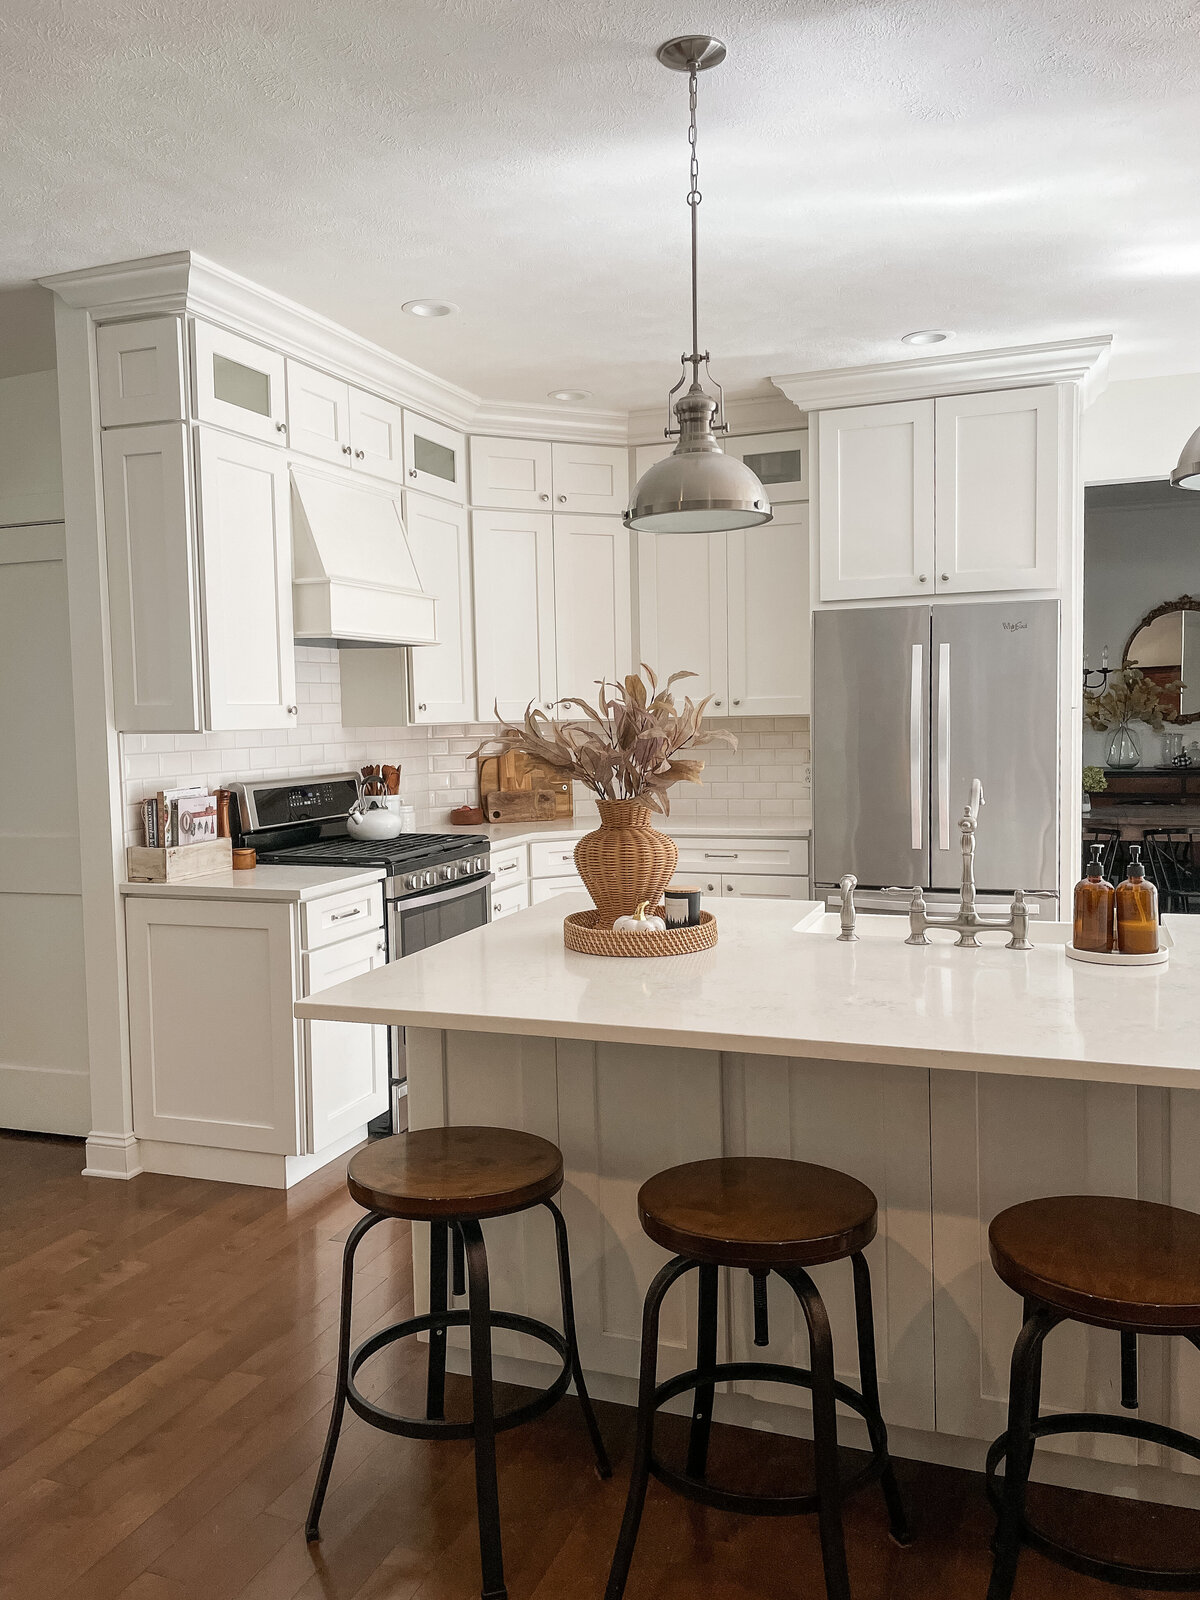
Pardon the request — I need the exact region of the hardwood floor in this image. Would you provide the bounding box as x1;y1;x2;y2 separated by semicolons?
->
2;1128;1197;1600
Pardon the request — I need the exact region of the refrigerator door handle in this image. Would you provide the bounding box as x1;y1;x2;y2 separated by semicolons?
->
909;643;923;851
937;641;951;851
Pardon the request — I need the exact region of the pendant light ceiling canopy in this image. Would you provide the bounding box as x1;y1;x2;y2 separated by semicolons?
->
625;36;773;536
1172;425;1200;490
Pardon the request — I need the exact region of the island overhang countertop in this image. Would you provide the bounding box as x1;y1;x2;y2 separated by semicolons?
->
294;895;1200;1090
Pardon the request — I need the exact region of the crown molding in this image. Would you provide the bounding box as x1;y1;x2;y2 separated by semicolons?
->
470;398;629;445
772;335;1114;414
627;387;805;446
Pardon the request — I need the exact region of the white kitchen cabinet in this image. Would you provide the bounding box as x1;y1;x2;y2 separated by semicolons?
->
285;360;352;465
530;840;579;878
637;509;810;716
191;320;287;444
672;835;809;878
490;881;530;920
470;435;554;511
817;399;936;602
403;410;465;502
727;502;810;715
723;429;808;503
551;514;632;702
303;929;389;1150
930;1071;1140;1459
933;386;1060;593
531;876;582;903
96;316;186;426
491;844;529;884
195;428;297;730
550;442;629;515
472;509;557;719
407;493;475;722
720;873;808;899
348;387;404;483
101;423;202;732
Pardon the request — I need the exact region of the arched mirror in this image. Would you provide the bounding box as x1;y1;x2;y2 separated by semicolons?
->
1123;595;1200;722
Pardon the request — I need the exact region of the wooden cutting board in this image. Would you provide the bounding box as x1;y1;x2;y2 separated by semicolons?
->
478;752;573;818
484;789;559;822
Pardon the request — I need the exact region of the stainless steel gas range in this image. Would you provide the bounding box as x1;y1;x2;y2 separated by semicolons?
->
233;773;492;1133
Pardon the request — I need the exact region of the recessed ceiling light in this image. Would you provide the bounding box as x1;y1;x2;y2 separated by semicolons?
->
401;299;458;318
901;329;954;346
547;389;593;402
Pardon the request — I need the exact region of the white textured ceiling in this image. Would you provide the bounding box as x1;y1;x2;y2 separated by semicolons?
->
3;0;1199;408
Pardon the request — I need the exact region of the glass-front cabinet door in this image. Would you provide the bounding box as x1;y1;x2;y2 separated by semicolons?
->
191;320;288;445
402;410;465;503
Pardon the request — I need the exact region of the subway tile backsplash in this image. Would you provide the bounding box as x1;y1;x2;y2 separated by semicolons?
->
119;648;811;847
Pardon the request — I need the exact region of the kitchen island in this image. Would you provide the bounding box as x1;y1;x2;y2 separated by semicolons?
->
296;895;1200;1508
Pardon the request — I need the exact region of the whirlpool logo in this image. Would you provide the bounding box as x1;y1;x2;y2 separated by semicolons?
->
1002;620;1029;632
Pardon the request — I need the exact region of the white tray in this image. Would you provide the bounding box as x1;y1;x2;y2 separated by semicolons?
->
1065;931;1171;968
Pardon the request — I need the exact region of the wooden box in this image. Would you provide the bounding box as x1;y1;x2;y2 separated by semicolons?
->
126;838;233;883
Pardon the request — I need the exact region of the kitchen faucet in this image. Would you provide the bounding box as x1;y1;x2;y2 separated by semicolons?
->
905;780;1033;950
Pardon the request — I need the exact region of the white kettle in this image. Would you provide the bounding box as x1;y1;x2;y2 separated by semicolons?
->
346;778;402;840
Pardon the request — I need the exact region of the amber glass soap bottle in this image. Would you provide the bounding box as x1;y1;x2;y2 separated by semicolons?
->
1073;843;1115;953
1115;845;1159;955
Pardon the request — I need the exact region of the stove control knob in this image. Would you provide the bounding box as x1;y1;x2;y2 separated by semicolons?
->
425;870;437;888
476;855;489;874
404;873;419;892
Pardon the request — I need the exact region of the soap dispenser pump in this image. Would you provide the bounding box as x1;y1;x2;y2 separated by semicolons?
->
1073;843;1115;953
1115;846;1159;955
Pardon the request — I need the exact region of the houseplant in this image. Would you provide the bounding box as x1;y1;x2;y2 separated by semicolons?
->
1081;765;1106;815
1083;666;1182;770
484;667;735;926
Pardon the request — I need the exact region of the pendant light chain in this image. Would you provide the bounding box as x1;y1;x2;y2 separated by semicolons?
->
687;64;702;364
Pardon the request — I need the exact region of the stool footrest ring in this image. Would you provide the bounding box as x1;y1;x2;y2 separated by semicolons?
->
347;1308;571;1441
988;1411;1200;1590
647;1359;889;1517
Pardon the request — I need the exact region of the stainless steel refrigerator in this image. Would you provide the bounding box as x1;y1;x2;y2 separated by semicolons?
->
812;600;1060;915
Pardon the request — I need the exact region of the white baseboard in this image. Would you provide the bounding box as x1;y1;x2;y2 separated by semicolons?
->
82;1130;142;1179
136;1125;366;1189
0;1063;91;1136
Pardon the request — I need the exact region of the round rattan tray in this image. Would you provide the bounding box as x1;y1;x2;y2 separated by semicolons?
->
563;907;718;957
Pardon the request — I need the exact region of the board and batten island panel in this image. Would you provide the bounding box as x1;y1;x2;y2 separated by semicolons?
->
299;896;1200;1504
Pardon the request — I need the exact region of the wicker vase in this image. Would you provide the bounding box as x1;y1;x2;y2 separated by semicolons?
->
574;799;678;928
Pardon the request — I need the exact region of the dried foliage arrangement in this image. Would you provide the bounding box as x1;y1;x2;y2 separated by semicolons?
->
1084;665;1182;733
482;666;736;815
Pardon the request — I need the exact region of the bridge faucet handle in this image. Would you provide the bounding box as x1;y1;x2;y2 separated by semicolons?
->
837;875;859;942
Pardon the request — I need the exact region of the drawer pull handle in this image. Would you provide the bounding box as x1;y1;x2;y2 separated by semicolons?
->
329;906;363;922
703;852;738;859
498;861;518;873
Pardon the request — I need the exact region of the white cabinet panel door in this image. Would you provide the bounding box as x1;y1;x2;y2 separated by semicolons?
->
285;360;352;465
126;897;301;1154
550;442;630;514
191;320;287;444
472;509;556;720
721;874;807;899
403;411;465;502
96;316;186;426
349;387;404;483
303;929;389;1152
817;399;935;601
469;435;554;511
490;881;530;919
101;423;202;732
636;531;728;709
406;493;475;722
727;501;810;716
934;386;1060;594
195;429;297;730
728;1056;935;1431
551;514;632;703
530;875;582;902
931;1071;1139;1459
724;430;808;503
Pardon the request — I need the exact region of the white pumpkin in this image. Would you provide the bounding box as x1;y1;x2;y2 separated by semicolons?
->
613;900;666;934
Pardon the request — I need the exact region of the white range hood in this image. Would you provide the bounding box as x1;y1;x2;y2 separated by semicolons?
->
291;466;438;647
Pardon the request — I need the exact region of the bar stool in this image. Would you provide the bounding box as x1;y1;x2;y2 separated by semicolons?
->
307;1126;611;1600
987;1195;1200;1598
604;1157;911;1600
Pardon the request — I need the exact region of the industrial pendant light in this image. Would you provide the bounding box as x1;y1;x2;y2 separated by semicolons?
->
1172;424;1200;490
625;36;773;535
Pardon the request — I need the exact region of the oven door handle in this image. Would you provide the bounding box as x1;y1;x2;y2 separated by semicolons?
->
388;872;495;912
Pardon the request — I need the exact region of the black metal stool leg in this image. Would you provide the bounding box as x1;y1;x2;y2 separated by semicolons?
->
685;1262;719;1481
605;1255;695;1600
986;1304;1057;1600
306;1210;385;1541
851;1252;911;1546
426;1220;450;1421
544;1199;611;1477
461;1217;507;1600
453;1224;467;1297
1121;1329;1139;1410
784;1266;851;1600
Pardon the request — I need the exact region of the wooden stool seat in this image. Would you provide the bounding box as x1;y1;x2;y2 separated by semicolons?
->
347;1126;563;1222
638;1156;878;1269
990;1195;1200;1332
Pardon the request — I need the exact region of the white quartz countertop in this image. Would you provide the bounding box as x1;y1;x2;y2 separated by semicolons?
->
121;865;384;902
446;812;812;847
295;895;1200;1090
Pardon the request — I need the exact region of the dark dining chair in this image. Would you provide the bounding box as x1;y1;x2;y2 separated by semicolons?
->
1140;828;1200;914
1081;825;1122;885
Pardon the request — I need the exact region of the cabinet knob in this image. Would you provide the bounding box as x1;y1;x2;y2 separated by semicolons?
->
539;493;550;502
544;701;553;710
918;573;927;583
377;941;386;954
354;449;365;459
275;421;287;433
557;494;567;504
714;698;723;707
342;444;352;455
286;704;298;715
418;702;427;712
733;698;741;706
409;468;418;477
940;572;949;582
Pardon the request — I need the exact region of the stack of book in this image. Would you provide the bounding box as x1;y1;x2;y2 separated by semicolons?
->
141;786;219;848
